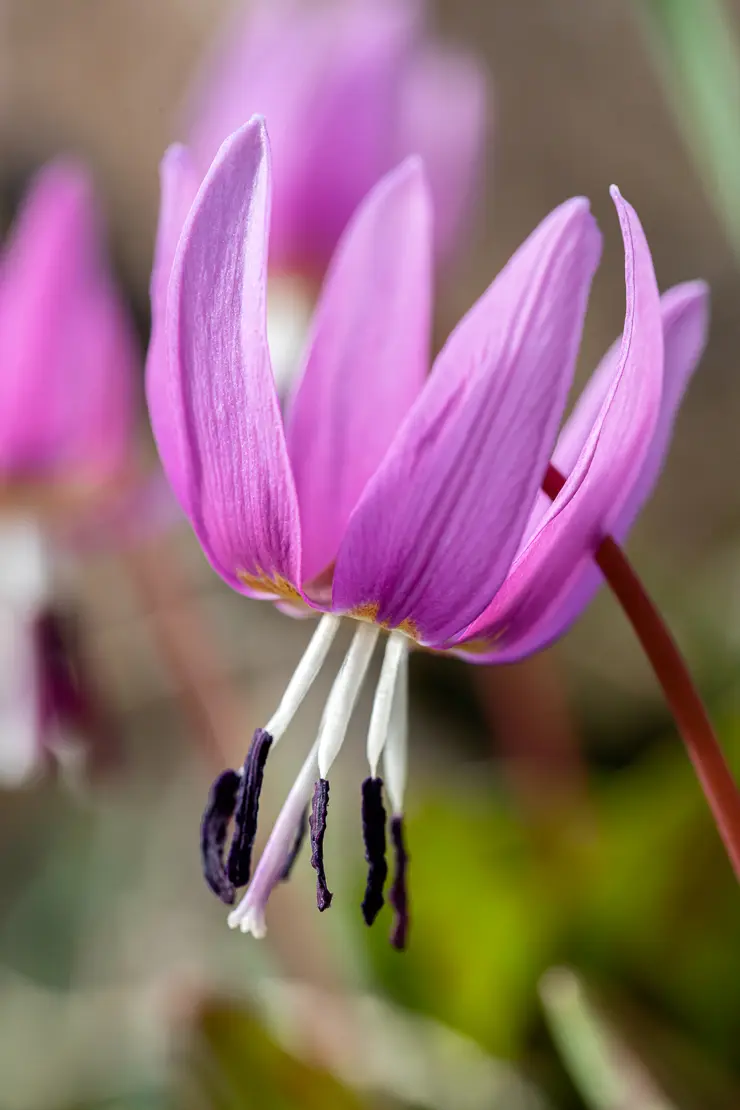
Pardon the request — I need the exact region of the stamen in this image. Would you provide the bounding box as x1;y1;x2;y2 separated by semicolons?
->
383;646;409;817
317;622;380;778
279;807;308;881
310;777;333;911
226;728;272;887
367;632;408;776
266;613;341;741
200;768;241;904
389;816;409;950
228;739;320;936
361;777;387;925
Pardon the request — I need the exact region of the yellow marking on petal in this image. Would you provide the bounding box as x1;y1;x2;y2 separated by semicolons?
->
352;601;380;624
349;602;419;642
237;569;303;604
455;626;509;656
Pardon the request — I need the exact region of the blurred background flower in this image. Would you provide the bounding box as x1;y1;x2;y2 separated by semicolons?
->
183;0;486;390
2;1;740;1108
0;161;137;787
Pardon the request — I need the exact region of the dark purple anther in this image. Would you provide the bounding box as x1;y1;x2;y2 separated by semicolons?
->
200;768;241;904
389;816;409;950
227;728;273;887
361;777;388;925
310;778;333;911
280;807;308;882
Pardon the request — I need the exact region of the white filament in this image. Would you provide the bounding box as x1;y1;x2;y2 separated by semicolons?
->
383;646;409;815
265;613;341;742
366;632;408;777
227;738;321;937
317;623;380;779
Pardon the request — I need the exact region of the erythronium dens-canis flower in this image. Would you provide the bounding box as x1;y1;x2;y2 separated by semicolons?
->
147;116;740;948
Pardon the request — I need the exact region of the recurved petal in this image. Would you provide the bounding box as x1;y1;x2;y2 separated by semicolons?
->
164;118;302;595
554;280;708;490
395;44;487;265
145;144;200;513
332;197;602;644
285;158;432;585
460;187;665;654
459;280;709;663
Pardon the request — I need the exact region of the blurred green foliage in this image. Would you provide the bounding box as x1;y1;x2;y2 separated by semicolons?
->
176;999;365;1110
3;684;740;1108
636;0;740;260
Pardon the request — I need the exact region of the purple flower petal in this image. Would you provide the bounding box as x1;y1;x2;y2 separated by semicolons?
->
459;187;667;655
145;144;200;514
395;44;487;265
458;280;709;662
332;197;601;643
285;158;432;585
163;118;302;595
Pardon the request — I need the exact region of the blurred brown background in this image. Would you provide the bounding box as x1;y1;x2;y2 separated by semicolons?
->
2;0;737;547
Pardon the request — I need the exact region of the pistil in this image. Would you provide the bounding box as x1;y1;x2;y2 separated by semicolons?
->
279;807;308;881
200;614;340;906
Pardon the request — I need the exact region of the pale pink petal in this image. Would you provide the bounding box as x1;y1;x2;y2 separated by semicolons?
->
285;158;432;584
460;187;665;653
332;198;601;643
145;144;200;513
395;44;488;264
163;118;301;593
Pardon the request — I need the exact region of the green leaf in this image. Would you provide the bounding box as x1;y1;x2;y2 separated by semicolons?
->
636;0;740;261
540;967;677;1110
541;967;740;1110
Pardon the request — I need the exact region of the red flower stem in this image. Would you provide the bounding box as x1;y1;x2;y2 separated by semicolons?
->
543;464;740;880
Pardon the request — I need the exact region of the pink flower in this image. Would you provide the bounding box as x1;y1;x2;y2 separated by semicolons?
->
0;161;138;784
147;119;708;944
185;0;487;274
0;161;136;485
